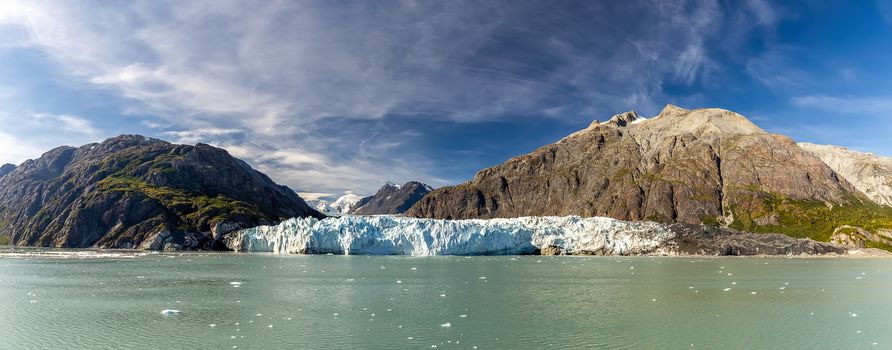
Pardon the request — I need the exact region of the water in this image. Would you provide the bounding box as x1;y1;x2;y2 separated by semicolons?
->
2;252;891;349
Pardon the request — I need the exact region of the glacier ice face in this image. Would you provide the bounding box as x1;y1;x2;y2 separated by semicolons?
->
227;215;676;255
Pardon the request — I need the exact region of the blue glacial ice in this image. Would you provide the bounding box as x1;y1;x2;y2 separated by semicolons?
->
226;215;676;255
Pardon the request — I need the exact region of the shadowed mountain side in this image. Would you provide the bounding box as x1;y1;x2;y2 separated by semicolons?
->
0;135;323;250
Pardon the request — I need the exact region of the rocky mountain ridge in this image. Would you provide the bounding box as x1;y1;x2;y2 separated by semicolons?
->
409;105;892;246
0;135;322;250
799;142;892;207
0;164;14;178
351;181;433;215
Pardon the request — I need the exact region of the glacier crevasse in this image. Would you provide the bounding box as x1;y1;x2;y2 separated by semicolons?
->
227;215;676;255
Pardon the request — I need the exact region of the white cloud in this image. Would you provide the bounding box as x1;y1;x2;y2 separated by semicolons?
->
31;113;99;136
0;112;103;165
0;0;781;193
792;95;892;115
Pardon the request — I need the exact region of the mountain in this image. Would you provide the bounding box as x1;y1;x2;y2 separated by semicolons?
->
352;181;433;215
408;105;892;244
307;192;365;215
0;135;323;250
799;143;892;207
306;199;334;214
0;164;14;178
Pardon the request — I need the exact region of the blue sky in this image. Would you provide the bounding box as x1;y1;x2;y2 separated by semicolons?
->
1;1;891;200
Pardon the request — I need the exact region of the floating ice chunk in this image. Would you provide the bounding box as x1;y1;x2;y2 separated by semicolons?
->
160;309;180;315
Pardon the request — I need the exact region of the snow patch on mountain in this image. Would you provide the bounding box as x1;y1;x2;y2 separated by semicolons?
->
307;192;367;215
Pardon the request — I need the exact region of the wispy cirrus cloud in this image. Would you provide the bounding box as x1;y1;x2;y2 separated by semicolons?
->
0;0;783;194
792;95;892;115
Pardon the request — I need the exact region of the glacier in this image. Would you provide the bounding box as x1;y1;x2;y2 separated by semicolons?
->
226;215;677;255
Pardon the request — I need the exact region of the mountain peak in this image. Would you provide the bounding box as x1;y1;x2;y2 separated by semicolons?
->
0;163;15;178
657;104;689;118
352;180;434;215
642;107;765;137
602;111;641;127
0;134;322;250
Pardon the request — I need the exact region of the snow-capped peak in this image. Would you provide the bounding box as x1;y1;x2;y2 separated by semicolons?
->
330;192;364;214
308;192;368;215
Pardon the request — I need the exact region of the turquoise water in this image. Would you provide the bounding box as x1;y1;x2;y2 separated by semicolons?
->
1;252;891;349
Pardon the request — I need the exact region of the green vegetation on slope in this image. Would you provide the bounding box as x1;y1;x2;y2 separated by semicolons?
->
729;191;892;243
95;175;266;228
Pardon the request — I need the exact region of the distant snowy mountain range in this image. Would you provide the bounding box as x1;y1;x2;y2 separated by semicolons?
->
307;192;365;215
307;181;434;216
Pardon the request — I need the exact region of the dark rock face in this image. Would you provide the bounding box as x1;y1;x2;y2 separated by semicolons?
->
666;224;845;256
0;135;323;250
0;164;14;178
352;181;433;215
408;105;873;241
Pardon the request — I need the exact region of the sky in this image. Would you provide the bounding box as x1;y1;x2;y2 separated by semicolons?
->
1;1;891;200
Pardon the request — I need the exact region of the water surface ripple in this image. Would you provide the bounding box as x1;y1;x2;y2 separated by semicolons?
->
1;252;890;349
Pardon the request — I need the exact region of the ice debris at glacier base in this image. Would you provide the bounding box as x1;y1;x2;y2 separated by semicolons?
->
226;215;676;255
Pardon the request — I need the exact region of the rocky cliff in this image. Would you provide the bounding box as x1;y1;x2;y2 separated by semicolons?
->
352;181;433;215
799;142;892;207
0;135;323;250
409;105;892;243
0;164;14;178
